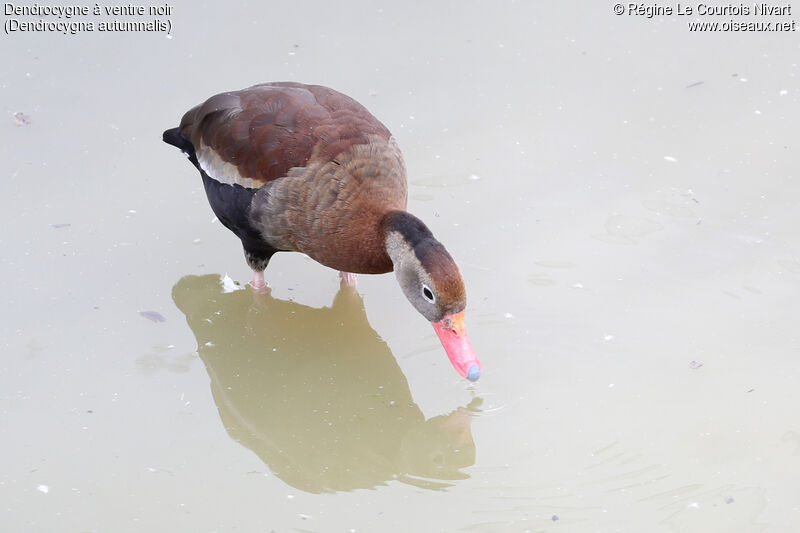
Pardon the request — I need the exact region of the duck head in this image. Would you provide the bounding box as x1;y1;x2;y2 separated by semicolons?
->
383;211;481;381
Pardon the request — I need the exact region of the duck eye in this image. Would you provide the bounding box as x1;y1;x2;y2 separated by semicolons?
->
422;284;435;303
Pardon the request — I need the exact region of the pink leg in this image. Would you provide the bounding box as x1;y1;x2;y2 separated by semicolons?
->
249;270;269;292
339;271;357;287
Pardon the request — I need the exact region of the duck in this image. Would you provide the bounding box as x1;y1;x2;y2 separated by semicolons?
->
163;82;481;381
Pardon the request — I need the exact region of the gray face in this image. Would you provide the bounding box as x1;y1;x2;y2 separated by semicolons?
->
386;230;465;323
393;255;443;322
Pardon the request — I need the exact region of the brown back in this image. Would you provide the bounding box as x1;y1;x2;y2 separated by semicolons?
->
178;82;392;185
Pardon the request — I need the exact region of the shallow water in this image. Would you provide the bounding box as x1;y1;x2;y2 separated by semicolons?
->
2;2;799;531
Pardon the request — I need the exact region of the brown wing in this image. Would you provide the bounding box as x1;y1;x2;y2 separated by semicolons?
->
177;82;392;187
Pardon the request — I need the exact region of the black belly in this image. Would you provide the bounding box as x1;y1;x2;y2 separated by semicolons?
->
200;170;280;259
163;126;280;262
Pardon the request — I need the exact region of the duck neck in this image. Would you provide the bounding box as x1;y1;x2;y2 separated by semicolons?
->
381;210;434;267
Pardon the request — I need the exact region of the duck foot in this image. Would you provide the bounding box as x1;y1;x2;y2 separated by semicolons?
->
339;271;357;287
249;270;270;292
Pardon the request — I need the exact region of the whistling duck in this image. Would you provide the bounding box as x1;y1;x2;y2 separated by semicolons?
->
163;82;481;381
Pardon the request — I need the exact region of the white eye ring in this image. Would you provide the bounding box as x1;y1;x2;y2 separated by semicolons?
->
421;284;436;303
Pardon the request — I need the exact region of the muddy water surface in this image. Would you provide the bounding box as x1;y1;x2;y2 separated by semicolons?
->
2;2;799;532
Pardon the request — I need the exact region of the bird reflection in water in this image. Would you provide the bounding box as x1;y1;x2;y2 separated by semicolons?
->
172;274;479;493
